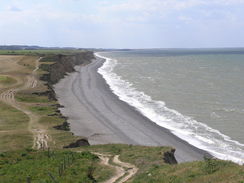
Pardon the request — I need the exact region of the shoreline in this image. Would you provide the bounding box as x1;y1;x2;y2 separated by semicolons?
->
54;56;211;163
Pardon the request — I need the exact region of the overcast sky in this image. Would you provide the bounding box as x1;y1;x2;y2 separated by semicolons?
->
0;0;244;48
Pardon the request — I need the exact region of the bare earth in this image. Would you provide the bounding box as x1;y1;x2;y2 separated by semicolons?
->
55;57;210;163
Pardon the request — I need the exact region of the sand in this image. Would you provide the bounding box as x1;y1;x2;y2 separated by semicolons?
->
54;57;210;163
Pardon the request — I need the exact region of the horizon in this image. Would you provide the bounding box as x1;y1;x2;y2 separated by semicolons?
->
2;45;244;50
0;0;244;49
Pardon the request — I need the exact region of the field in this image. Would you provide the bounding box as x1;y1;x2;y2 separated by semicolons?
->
0;49;86;56
0;53;80;152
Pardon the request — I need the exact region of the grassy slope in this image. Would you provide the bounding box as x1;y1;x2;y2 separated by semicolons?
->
0;52;81;151
0;101;32;151
0;149;113;183
0;55;36;151
0;51;243;183
1;144;243;183
14;53;82;149
78;144;244;183
0;76;17;85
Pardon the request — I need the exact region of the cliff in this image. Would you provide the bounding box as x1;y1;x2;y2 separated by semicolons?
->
38;51;94;146
39;51;94;100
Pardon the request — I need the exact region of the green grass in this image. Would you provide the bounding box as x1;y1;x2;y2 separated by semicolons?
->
77;144;244;183
0;102;32;151
0;75;17;85
80;144;172;174
0;133;33;153
0;102;29;131
1;144;244;183
15;93;50;103
0;149;113;183
0;49;85;56
130;159;244;183
29;105;56;115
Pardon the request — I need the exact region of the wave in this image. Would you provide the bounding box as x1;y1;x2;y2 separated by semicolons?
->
95;52;244;165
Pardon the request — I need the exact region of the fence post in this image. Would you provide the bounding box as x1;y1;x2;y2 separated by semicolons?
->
26;176;31;183
48;147;50;158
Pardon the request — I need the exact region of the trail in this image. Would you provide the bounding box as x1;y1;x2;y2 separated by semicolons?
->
93;153;138;183
0;57;49;149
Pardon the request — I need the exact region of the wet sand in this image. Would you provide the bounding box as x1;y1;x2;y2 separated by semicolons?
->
54;57;210;163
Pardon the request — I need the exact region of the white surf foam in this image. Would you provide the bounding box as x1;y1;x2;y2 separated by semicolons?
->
95;52;244;165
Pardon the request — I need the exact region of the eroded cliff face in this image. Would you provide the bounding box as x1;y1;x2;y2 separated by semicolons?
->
37;51;94;144
41;51;94;84
163;149;178;164
39;51;94;100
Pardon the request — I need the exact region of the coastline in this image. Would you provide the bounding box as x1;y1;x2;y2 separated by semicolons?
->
54;56;211;163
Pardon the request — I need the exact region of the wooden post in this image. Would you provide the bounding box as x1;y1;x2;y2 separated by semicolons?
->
26;176;31;183
47;147;50;158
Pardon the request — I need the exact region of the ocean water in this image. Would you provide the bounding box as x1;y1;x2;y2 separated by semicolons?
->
95;49;244;164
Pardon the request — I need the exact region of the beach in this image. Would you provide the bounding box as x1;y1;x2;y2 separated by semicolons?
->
54;56;209;163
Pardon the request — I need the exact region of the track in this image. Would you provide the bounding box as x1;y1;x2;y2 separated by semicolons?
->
0;57;49;149
93;153;138;183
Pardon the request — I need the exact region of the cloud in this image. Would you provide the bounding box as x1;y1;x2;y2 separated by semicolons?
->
8;5;22;12
212;0;244;5
178;15;193;23
0;0;243;48
100;0;244;13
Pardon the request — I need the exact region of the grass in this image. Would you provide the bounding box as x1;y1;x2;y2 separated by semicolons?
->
0;133;33;153
0;75;17;85
80;144;172;173
76;144;244;183
0;149;114;183
0;54;80;152
29;105;56;115
130;159;244;183
0;49;85;56
0;102;32;151
18;56;37;70
15;93;50;103
1;144;244;183
0;102;29;130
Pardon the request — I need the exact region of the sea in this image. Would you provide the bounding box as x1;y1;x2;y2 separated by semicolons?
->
96;49;244;165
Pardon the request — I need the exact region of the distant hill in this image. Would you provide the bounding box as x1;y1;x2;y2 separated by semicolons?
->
0;45;79;50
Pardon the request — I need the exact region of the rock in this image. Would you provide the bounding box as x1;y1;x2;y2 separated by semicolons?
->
53;122;70;131
63;138;90;148
163;149;178;164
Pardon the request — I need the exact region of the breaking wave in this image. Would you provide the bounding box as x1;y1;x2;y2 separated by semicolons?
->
95;52;244;165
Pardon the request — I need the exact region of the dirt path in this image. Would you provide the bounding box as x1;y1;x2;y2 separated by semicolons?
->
0;57;49;149
93;153;138;183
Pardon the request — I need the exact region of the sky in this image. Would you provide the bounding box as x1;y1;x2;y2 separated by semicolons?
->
0;0;244;48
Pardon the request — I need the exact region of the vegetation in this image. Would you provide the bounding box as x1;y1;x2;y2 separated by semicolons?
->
79;144;244;183
1;144;243;183
15;93;50;103
0;49;85;56
0;75;17;85
0;102;32;151
0;149;113;183
0;52;82;151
